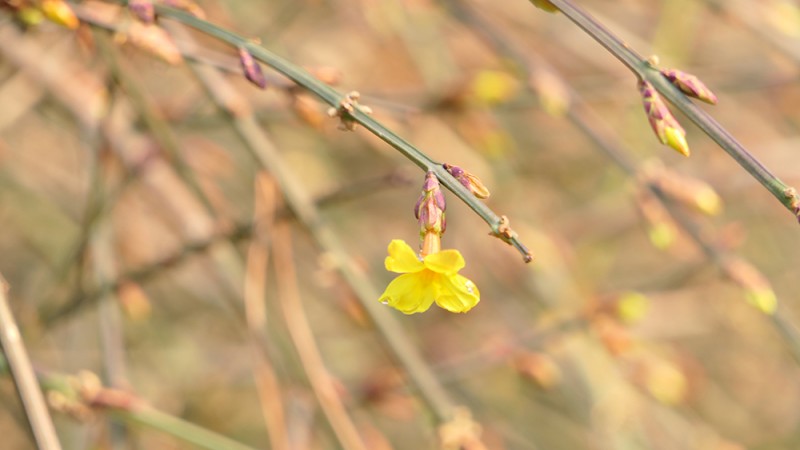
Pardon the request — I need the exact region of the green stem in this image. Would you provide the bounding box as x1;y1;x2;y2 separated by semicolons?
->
25;364;258;450
174;32;462;422
146;4;532;261
545;0;800;219
449;0;800;364
118;406;257;450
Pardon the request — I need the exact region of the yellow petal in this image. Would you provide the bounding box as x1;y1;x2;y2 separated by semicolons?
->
385;240;424;274
379;273;436;314
423;249;465;274
435;274;480;313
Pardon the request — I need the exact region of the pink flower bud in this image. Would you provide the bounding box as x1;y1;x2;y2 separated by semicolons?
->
661;68;718;105
129;0;155;24
639;80;690;157
239;47;267;89
443;163;491;199
414;171;446;238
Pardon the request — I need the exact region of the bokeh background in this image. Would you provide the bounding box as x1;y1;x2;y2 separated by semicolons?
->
1;0;800;449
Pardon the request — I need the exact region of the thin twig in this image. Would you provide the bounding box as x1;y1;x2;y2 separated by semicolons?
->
92;216;132;448
272;221;369;450
133;1;532;262
544;0;800;220
93;29;219;217
30;368;259;450
703;0;800;64
244;174;290;450
41;169;409;325
0;275;63;450
449;0;800;364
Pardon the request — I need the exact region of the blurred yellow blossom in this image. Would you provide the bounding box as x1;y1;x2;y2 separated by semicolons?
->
379;240;480;314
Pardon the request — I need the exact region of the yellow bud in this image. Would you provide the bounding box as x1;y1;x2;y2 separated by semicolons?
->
530;70;570;116
528;0;559;13
470;70;519;106
514;352;562;389
765;0;800;38
615;291;649;324
745;288;777;315
41;0;79;29
693;186;723;216
644;359;688;405
663;126;690;157
17;8;45;26
118;282;152;321
648;222;676;250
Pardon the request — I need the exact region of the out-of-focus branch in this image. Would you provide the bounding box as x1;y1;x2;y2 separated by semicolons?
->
272;221;368;450
41;170;410;325
0;275;63;450
6;366;259;450
244;174;289;450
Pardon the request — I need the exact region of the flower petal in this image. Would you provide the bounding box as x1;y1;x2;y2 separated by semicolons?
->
378;272;436;314
435;274;480;313
423;249;465;274
384;239;425;274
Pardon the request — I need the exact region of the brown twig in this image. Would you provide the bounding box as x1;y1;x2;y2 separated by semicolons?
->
0;275;63;450
243;174;290;450
272;221;368;450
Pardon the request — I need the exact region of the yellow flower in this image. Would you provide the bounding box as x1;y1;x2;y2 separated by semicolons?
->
379;240;480;314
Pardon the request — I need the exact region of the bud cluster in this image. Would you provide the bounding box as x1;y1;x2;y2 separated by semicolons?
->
638;63;718;158
414;171;446;256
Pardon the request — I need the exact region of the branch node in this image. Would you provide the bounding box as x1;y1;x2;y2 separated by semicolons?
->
490;216;534;263
784;187;800;223
327;91;372;131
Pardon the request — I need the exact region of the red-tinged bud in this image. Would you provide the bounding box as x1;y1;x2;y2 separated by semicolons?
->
725;258;777;315
639;80;690;157
414;172;446;255
129;0;155;24
513;352;562;389
642;164;723;215
530;69;571;116
121;22;183;65
238;47;267;89
661;68;718;105
635;186;678;250
443;163;491;199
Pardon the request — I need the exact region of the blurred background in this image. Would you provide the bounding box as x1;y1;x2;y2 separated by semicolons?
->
1;0;800;449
